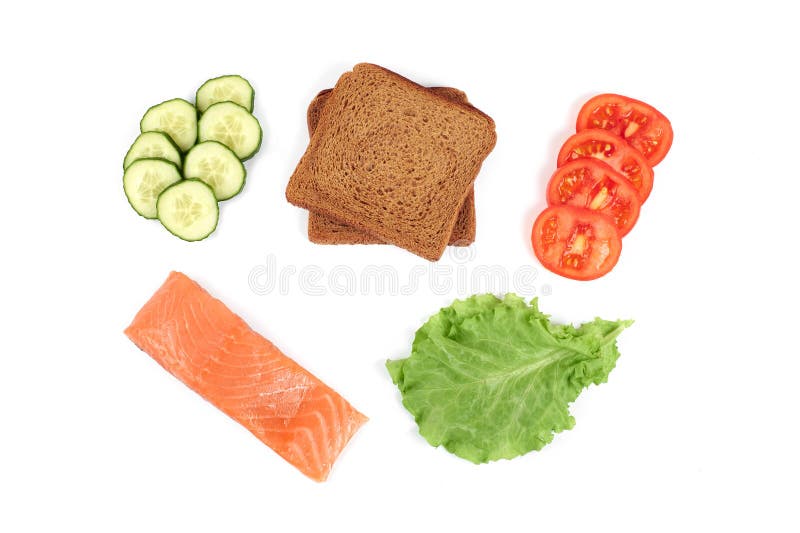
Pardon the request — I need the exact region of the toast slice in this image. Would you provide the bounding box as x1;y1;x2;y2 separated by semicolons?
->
286;63;496;261
306;86;476;246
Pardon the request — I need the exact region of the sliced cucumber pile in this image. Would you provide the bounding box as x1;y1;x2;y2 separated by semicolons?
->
196;75;254;113
184;141;246;201
123;74;262;241
157;180;219;241
140;98;197;152
123;131;182;170
123;159;182;219
198;102;263;160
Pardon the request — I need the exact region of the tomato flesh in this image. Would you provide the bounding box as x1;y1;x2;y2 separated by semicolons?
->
557;130;654;203
531;205;622;281
576;93;673;166
546;159;641;236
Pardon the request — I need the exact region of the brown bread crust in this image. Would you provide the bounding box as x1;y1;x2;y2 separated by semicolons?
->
286;63;495;261
306;87;476;246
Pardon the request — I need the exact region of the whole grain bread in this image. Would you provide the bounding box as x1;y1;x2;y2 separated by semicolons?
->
286;63;496;261
306;88;333;135
306;86;476;246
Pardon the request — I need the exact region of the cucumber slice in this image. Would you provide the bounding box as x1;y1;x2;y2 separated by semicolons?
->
123;158;182;219
196;75;255;113
157;179;219;241
197;102;262;161
123;131;182;170
183;141;246;201
140;98;197;152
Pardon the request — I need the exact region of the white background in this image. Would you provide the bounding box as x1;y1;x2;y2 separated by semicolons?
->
2;1;798;531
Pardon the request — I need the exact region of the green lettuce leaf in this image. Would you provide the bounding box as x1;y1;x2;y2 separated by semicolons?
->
386;294;632;464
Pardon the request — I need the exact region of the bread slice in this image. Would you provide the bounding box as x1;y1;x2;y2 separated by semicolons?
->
306;86;476;246
286;63;496;261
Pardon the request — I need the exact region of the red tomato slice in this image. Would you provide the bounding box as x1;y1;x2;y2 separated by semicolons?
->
557;130;654;203
546;159;641;237
576;93;673;166
531;205;622;281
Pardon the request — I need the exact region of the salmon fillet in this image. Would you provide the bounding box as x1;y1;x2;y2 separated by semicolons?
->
124;271;367;482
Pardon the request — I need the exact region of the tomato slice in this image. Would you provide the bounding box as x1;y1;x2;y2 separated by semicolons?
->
576;93;673;166
546;159;641;237
531;205;622;281
557;130;654;203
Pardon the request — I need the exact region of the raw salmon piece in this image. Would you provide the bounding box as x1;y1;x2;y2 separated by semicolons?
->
124;271;367;482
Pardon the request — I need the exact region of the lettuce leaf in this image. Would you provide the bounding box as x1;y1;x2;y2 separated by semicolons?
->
386;294;632;463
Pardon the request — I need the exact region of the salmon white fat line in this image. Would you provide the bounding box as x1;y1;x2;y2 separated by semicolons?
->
248;254;550;298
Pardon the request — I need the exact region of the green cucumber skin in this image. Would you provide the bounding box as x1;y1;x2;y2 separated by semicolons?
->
139;98;197;152
122;158;182;220
123;131;182;170
239;119;262;162
156;179;219;242
196;74;255;113
198;101;263;162
183;140;247;201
